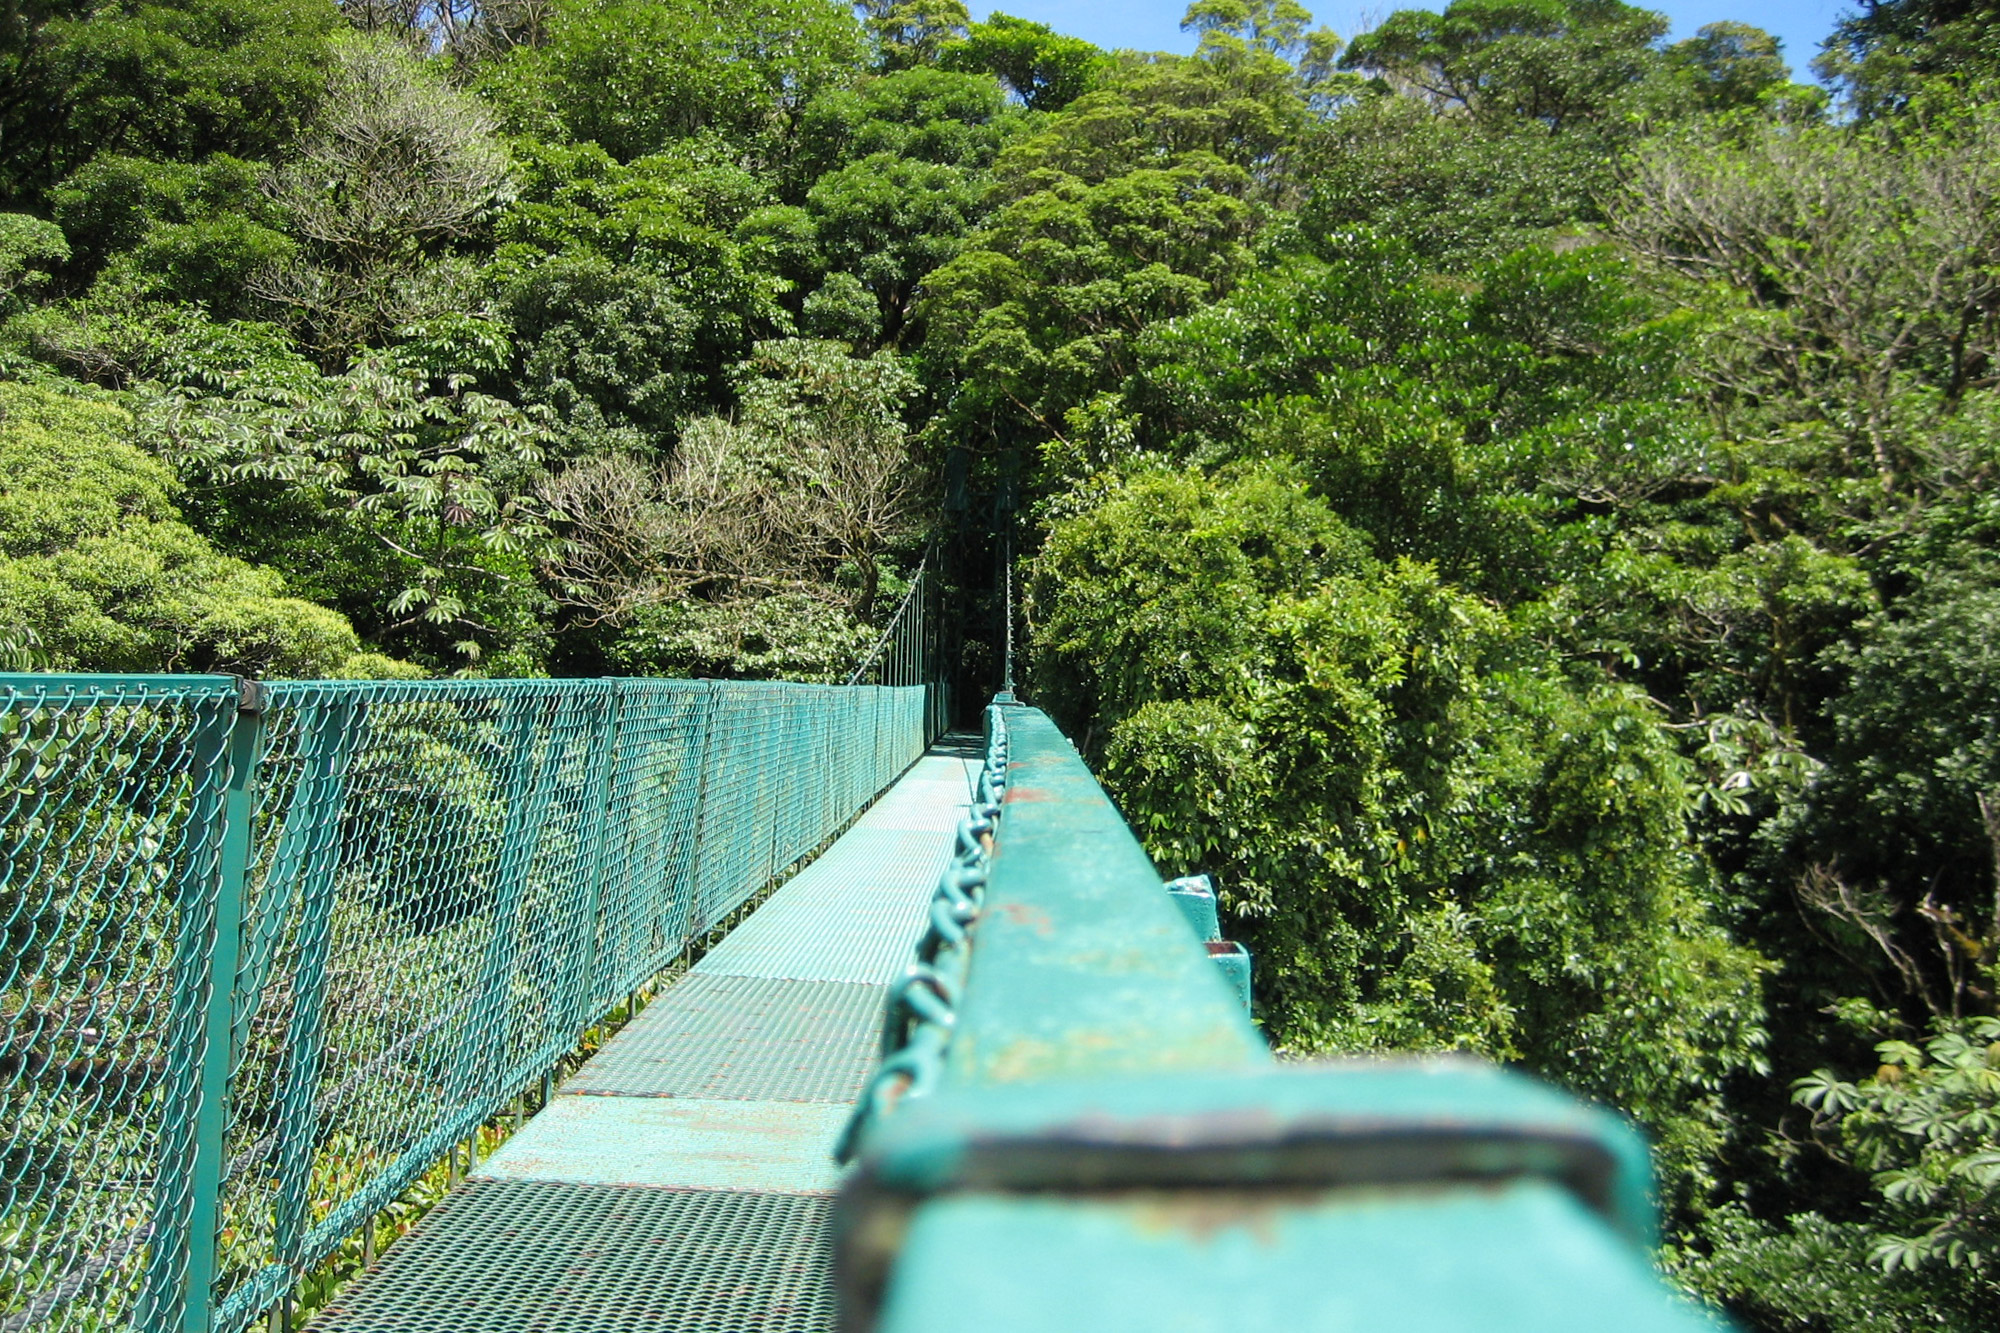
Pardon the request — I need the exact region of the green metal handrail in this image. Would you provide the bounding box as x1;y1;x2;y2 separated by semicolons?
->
835;700;1728;1333
1;671;941;1333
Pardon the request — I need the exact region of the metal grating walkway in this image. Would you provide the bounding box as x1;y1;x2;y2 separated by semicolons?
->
310;742;981;1332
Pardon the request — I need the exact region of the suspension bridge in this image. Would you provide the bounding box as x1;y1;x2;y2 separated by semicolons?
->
3;571;1721;1332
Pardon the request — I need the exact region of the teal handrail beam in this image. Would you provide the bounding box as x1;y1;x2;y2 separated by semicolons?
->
835;699;1727;1333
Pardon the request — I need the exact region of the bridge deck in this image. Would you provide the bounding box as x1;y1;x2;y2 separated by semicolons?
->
307;741;981;1333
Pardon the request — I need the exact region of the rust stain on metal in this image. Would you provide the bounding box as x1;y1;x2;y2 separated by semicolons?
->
1002;786;1055;803
991;902;1054;936
1058;944;1173;975
1122;1189;1331;1247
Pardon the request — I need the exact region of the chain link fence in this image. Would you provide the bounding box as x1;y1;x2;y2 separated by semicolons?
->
2;671;939;1333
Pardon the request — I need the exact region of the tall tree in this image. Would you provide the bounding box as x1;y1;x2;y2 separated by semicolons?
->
0;0;338;208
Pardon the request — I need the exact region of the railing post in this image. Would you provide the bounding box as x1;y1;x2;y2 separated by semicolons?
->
666;683;719;946
138;678;266;1333
458;695;559;1105
267;696;362;1295
568;682;625;1035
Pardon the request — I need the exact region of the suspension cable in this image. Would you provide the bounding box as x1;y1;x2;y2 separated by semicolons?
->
846;560;927;687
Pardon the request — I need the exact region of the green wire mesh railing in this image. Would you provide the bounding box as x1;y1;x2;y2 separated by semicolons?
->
2;671;940;1333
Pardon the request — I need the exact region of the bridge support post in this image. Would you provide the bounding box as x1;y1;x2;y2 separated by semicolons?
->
458;694;562;1114
137;678;267;1333
567;682;626;1041
266;696;361;1305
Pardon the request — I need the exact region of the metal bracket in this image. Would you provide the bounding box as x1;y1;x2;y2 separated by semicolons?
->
835;1060;1657;1331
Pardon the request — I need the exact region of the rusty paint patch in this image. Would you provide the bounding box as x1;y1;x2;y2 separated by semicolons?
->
1001;785;1055;803
973;1020;1264;1084
989;901;1054;936
1120;1188;1335;1247
1056;944;1178;976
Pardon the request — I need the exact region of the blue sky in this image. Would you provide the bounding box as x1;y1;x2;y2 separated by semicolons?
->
970;1;1851;80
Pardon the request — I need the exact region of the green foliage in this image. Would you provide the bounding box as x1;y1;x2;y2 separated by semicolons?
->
1300;93;1610;260
495;138;784;428
1339;0;1668;129
1612;103;2000;482
860;0;970;71
262;33;513;359
1183;0;1343;101
1677;1018;2000;1329
0;0;338;208
0;379;371;674
781;67;1020;344
1663;22;1796;112
478;0;865;162
940;13;1108;111
1764;558;2000;1022
807;154;988;345
544;338;922;636
500;250;704;438
1030;459;1770;1202
1674;1205;1960;1332
1795;1019;2000;1280
923;157;1259;439
47;154;295;316
0;214;69;313
1822;0;2000;117
51;153;268;271
606;591;873;680
142;337;558;670
802;270;882;344
1129;236;1690;598
795;66;1017;176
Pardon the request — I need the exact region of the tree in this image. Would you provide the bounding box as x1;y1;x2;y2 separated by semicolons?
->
1129;236;1699;601
921;160;1258;444
858;0;968;70
1781;561;2000;1021
477;0;865;163
1678;1017;2000;1331
543;338;923;631
791;64;1019;181
783;67;1020;345
334;0;557;62
806;154;987;345
140;331;560;671
939;12;1106;111
499;251;704;438
262;32;513;359
1611;105;2000;501
1300;91;1613;261
0;214;69;314
1338;0;1668;131
1664;21;1793;112
494;137;783;432
1311;8;1791;260
0;0;337;209
50;154;295;315
1821;0;2000;117
917;2;1341;454
0;379;382;675
1183;0;1342;98
1799;1019;2000;1288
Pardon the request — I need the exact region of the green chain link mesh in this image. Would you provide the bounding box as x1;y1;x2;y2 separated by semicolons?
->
2;668;938;1333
